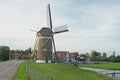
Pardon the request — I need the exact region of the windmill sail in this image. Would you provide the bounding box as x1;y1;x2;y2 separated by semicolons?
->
47;4;53;29
54;25;68;34
31;4;68;62
47;4;56;57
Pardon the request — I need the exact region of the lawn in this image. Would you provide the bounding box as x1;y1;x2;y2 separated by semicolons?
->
27;62;114;80
0;61;4;62
13;62;116;80
81;63;120;70
13;62;30;80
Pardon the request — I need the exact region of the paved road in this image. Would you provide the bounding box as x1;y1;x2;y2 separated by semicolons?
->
0;60;23;80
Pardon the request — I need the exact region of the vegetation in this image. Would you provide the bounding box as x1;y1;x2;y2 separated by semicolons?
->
0;45;31;61
10;47;31;55
27;62;114;80
0;46;9;61
13;62;30;80
10;47;31;59
81;63;120;70
79;50;120;63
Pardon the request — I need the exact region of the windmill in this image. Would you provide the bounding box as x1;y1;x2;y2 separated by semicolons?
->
31;4;68;63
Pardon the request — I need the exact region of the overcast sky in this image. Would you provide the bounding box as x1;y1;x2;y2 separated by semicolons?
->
0;0;120;56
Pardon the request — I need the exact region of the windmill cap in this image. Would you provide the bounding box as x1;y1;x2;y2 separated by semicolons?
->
37;27;53;37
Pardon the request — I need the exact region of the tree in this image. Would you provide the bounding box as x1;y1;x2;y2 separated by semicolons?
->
102;52;107;61
0;46;10;61
85;53;90;62
116;55;120;62
113;51;115;57
79;54;87;60
108;51;117;62
103;52;107;58
25;47;31;54
109;55;116;62
24;47;31;59
90;50;101;61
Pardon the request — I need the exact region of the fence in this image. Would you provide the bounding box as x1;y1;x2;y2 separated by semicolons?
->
26;62;54;80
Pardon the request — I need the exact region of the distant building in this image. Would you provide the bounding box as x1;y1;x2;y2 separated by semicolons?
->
10;53;23;60
55;51;69;63
69;52;79;63
69;52;78;59
11;54;18;59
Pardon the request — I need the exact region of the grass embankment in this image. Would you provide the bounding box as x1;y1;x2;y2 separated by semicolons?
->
27;62;113;80
13;62;30;80
13;62;116;80
81;63;120;70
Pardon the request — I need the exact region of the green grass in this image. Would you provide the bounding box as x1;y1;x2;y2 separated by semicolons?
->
13;62;30;80
27;62;114;80
0;61;4;62
13;62;116;80
81;63;120;70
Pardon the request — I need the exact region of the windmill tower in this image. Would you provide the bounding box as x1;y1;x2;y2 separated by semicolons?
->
31;4;68;63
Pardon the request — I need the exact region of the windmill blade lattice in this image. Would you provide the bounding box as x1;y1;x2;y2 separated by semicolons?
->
47;4;57;59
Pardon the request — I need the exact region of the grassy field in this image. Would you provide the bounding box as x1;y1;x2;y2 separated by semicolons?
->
81;63;120;70
13;62;116;80
27;62;114;80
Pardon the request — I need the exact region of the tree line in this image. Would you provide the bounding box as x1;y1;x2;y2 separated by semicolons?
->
0;45;31;61
79;50;120;62
0;45;120;62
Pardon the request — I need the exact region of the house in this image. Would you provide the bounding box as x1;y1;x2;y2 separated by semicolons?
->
69;52;79;63
54;51;69;63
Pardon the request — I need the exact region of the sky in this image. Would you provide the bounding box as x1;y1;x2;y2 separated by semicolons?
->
0;0;120;56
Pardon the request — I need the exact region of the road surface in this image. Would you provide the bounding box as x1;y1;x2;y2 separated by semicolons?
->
0;60;23;80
